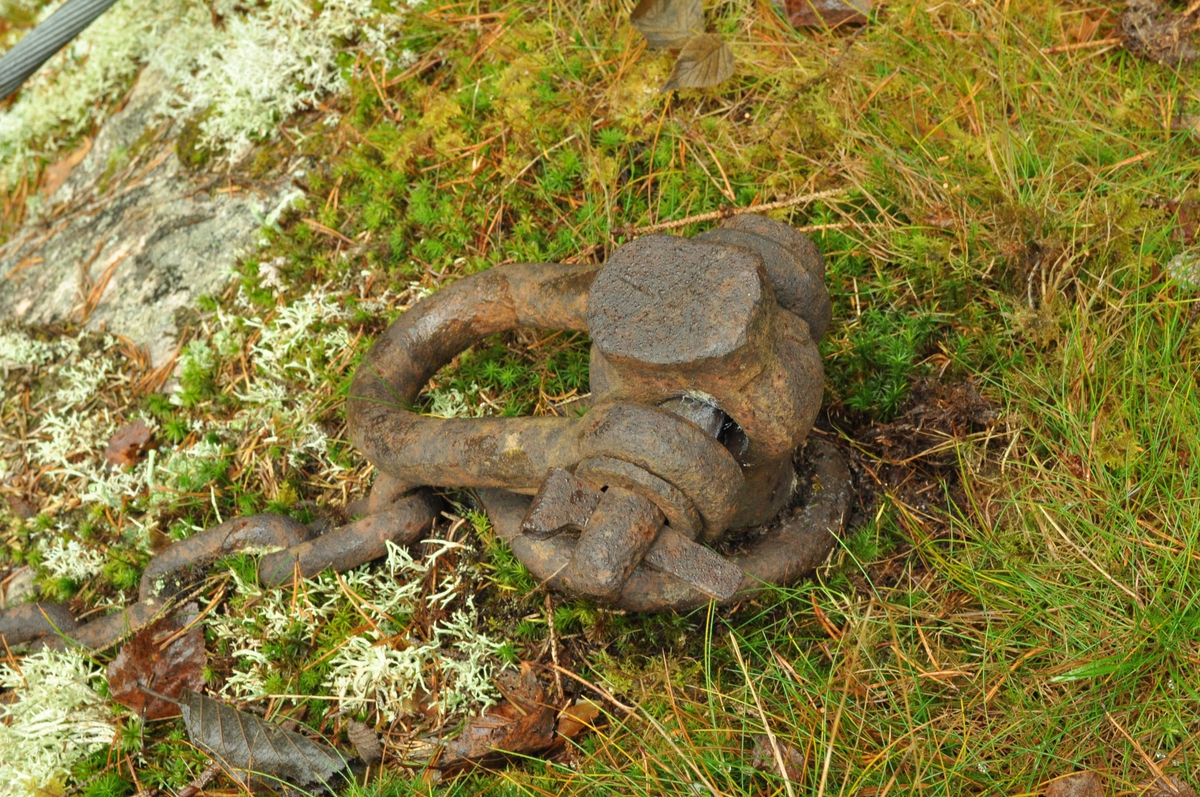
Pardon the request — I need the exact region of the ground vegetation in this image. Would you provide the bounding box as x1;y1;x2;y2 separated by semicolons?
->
0;0;1198;794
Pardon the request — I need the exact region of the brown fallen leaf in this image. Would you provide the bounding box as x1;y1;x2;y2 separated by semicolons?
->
785;0;871;28
42;138;92;198
1044;770;1103;797
1146;775;1199;797
1119;0;1198;65
105;420;153;469
107;605;205;721
556;698;601;739
1165;198;1200;245
662;34;735;92
750;734;805;783
175;688;352;793
4;494;36;520
434;664;556;769
631;0;703;49
346;720;383;765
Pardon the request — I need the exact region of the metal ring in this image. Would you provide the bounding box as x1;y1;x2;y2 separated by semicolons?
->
480;439;851;612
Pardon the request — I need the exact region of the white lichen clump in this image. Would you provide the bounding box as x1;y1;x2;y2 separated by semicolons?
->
184;286;352;473
30;409;114;470
427;383;486;419
40;537;106;581
0;330;77;370
0;649;117;797
210;540;504;722
1167;252;1200;289
165;0;418;157
54;357;116;406
0;0;420;183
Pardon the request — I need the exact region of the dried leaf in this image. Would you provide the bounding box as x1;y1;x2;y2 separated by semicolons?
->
4;494;36;520
750;734;805;782
105;420;153;469
785;0;871;28
662;34;734;92
434;664;555;769
1165;198;1200;245
631;0;703;49
107;605;206;721
42;137;92;197
1146;775;1199;797
346;720;382;765
176;688;351;793
556;699;601;739
1044;771;1103;797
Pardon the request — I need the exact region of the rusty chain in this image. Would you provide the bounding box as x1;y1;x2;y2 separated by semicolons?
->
0;214;851;649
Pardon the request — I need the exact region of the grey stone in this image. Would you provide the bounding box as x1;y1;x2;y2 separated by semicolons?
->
0;65;299;365
0;567;35;609
1168;252;1200;289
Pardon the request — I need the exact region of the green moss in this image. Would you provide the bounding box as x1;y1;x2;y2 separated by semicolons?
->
102;556;141;592
175;113;220;171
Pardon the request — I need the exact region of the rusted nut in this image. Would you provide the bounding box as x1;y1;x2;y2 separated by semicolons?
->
140;514;315;601
576;403;743;543
259;489;440;587
481;439;850;612
586;233;825;468
574;456;701;538
695;214;831;340
564;486;663;599
0;601;78;648
522;468;601;540
721;214;826;281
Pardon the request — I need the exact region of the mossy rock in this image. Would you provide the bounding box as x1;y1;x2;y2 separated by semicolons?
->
175;113;223;171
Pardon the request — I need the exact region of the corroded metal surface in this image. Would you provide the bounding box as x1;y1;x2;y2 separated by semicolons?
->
140;513;314;601
565;486;663;599
480;438;850;612
522;468;601;540
0;488;441;651
0;601;77;649
259;490;440;587
346;213;849;610
575;456;701;539
0;214;851;647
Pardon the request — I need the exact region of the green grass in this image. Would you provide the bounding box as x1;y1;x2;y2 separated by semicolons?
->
1;0;1199;793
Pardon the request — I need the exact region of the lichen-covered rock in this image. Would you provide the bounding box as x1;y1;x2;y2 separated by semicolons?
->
0;65;299;366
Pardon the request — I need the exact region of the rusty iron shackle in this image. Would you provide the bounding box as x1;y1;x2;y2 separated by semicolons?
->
347;214;852;611
0;215;853;652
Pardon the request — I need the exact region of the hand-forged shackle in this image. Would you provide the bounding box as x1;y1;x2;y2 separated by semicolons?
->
347;214;852;612
0;215;854;652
